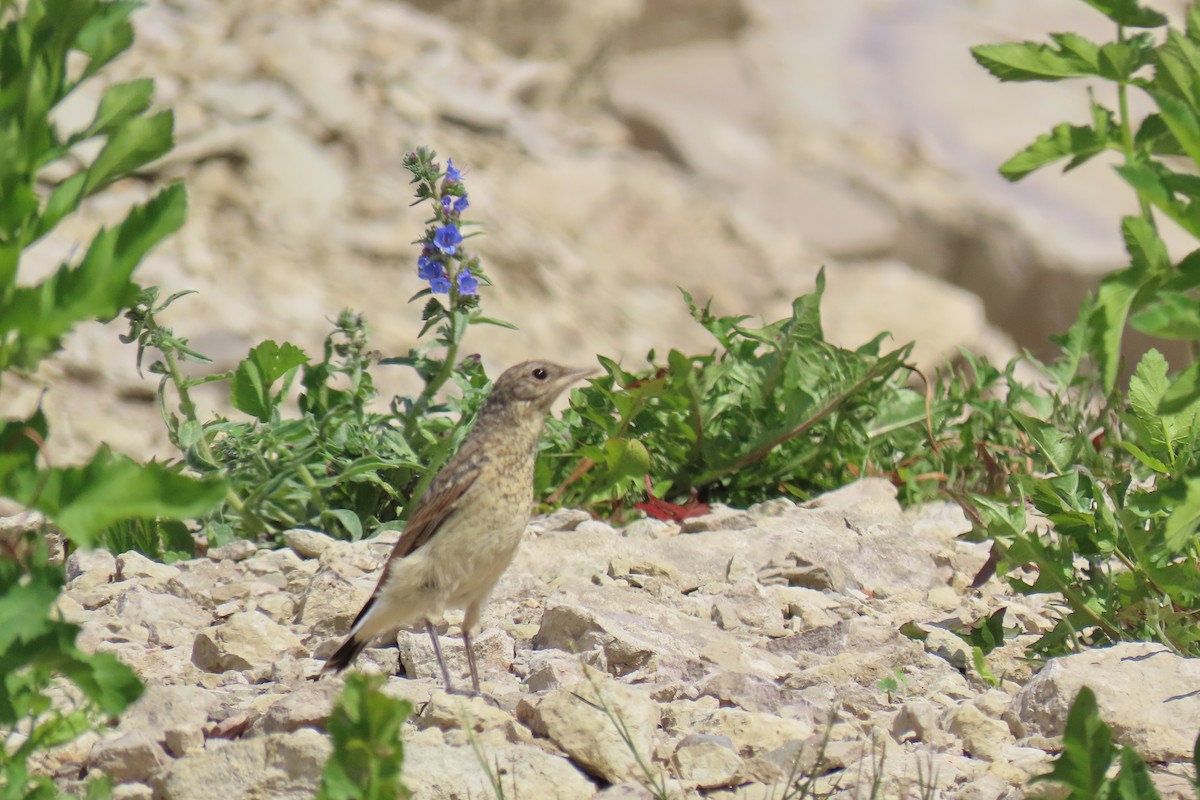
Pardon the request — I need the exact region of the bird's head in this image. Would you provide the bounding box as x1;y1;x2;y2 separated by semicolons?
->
488;360;595;414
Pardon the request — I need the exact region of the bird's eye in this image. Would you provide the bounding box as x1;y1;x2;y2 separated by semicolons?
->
531;367;548;380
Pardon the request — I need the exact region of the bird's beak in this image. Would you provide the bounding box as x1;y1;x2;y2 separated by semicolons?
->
565;366;598;383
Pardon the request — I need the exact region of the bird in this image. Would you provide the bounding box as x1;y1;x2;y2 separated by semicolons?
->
320;359;594;694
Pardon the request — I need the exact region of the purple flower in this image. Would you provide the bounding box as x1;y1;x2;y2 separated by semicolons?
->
429;272;451;294
445;158;462;182
417;255;441;281
453;195;469;214
441;196;453;214
457;268;479;296
433;224;463;255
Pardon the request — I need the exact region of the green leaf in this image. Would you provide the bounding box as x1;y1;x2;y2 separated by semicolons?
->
1130;290;1200;339
1165;478;1200;552
999;118;1112;181
78;78;154;140
1151;91;1200;167
1080;0;1168;28
324;509;363;542
603;437;651;484
1091;262;1143;393
75;0;138;79
1109;746;1163;800
14;447;226;548
1011;410;1076;475
1128;348;1170;424
83;110;173;194
0;561;61;656
318;673;411;800
231;341;310;422
1030;686;1115;795
0;184;187;370
971;36;1100;83
1161;360;1200;414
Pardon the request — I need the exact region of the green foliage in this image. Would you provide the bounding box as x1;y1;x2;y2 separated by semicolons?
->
317;673;411;800
0;0;225;554
134;305;493;547
0;542;141;799
971;0;1200;659
538;270;1032;514
1027;686;1200;800
0;1;220;795
116;149;510;548
0;0;180;374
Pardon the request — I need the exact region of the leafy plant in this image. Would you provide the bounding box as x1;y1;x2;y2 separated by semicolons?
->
317;673;412;800
0;0;223;794
0;541;142;799
970;0;1200;658
538;270;1034;516
125;149;510;547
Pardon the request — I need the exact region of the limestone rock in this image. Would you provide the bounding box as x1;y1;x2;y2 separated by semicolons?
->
672;734;742;789
528;674;658;783
116;685;217;757
66;549;116;590
191;611;306;673
283;528;337;559
88;731;168;783
1006;643;1200;762
115;551;180;587
154;729;330;800
403;743;595;799
249;682;339;735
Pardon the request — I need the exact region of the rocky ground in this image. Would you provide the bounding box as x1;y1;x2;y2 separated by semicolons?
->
29;480;1200;799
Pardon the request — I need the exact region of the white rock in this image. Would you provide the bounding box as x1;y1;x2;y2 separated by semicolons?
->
283;528;337;559
154;729;330;800
66;549;116;590
1006;642;1200;762
403;742;595;799
115;551;180;587
191;611;306;673
88;731;168;783
672;734;742;789
528;673;658;783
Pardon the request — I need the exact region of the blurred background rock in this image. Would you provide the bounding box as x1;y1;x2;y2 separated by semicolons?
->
9;0;1189;463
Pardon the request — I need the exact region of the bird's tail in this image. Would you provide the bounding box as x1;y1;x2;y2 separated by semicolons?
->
320;633;369;676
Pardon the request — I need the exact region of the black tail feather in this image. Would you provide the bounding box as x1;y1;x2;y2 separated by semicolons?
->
321;634;368;675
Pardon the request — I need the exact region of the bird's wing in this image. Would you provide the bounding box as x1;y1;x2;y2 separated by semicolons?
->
348;438;484;633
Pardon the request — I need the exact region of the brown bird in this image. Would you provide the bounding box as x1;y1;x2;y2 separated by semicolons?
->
321;360;593;694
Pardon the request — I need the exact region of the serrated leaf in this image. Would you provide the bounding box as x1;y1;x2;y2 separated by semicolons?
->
231;341;309;421
1130;290;1200;339
971;38;1099;83
1161;360;1200;414
0;185;187;370
1165;478;1200;552
1151;91;1200;167
75;0;138;79
999;118;1112;181
83;110;173;194
1129;348;1169;422
1080;0;1168;28
79;78;154;140
1092;261;1143;393
12;447;226;548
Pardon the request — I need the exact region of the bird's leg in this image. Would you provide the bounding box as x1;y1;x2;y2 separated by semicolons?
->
463;628;481;696
425;620;455;693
